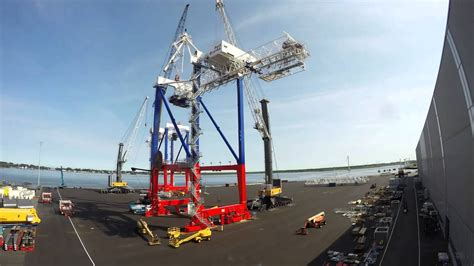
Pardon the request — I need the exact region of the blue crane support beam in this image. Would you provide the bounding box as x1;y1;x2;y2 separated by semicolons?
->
199;98;239;162
158;88;192;158
164;128;169;162
174;133;188;164
150;86;165;168
237;78;245;164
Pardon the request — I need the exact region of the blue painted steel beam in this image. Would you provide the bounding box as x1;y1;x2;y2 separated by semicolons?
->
237;78;245;164
199;98;239;162
151;86;165;168
158;88;192;158
170;138;174;163
174;133;188;163
157;133;165;151
184;132;190;161
164;128;169;162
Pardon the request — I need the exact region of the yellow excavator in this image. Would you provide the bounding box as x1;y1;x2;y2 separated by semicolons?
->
167;227;212;248
136;219;160;246
0;208;41;225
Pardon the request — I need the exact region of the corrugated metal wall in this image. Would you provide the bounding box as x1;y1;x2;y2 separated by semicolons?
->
415;0;474;265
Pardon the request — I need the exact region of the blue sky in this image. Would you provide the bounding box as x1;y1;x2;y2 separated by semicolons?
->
1;0;449;171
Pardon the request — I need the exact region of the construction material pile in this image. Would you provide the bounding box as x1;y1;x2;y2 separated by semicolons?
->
328;180;405;264
0;186;35;200
327;251;361;264
305;176;369;187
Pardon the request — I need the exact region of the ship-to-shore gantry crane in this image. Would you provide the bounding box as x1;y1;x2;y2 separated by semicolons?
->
146;1;309;231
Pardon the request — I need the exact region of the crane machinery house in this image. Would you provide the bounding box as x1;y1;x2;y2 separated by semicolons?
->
206;40;257;70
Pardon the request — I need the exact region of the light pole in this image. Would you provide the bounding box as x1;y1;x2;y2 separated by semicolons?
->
37;141;43;188
347;155;351;173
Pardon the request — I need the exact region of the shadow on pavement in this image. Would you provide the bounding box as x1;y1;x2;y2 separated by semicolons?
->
308;227;354;265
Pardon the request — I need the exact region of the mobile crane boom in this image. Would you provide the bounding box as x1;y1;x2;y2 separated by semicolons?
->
106;97;148;193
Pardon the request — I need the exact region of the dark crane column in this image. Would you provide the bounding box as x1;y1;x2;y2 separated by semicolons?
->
116;142;125;183
260;99;273;186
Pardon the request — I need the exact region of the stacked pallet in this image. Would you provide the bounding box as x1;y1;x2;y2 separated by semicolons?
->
0;186;36;200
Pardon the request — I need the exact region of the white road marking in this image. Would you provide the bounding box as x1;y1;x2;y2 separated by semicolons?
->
56;188;96;266
379;193;404;266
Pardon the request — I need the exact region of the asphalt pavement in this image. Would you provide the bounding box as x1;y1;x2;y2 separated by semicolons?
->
0;175;390;266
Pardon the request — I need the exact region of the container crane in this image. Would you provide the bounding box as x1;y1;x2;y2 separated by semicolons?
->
148;2;309;231
104;97;149;193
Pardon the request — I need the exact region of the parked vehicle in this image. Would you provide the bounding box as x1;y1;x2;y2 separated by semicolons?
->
59;200;74;217
40;192;52;204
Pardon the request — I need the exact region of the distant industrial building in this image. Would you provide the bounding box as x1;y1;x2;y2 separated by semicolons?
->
415;0;473;265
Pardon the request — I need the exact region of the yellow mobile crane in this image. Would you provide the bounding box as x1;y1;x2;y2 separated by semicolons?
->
103;97;148;194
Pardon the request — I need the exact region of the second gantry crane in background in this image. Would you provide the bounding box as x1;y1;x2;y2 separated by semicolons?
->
104;97;149;193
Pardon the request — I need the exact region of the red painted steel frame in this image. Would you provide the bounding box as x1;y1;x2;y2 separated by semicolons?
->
184;163;250;232
157;164;190;192
146;163;250;231
146;164;191;216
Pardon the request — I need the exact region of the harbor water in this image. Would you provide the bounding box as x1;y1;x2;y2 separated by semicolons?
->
0;164;400;189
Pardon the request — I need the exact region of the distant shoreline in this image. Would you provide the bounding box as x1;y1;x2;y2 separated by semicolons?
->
0;160;414;175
